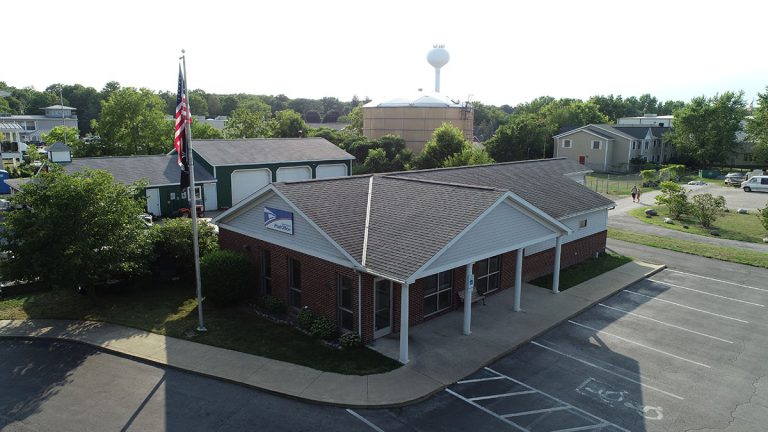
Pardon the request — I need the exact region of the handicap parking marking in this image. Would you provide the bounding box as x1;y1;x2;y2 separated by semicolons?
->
597;303;734;344
622;290;749;323
663;269;768;293
576;378;664;421
531;340;685;401
567;320;711;369
447;367;630;432
346;409;385;432
647;279;766;307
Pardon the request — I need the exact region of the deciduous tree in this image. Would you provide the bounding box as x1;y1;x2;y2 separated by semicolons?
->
94;87;172;155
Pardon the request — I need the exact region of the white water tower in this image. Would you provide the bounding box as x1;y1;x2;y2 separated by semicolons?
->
427;45;450;93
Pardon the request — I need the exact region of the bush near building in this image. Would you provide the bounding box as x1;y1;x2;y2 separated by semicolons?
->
200;250;253;307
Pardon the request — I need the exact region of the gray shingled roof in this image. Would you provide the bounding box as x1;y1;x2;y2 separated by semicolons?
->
191;138;354;166
61;155;214;186
386;158;614;219
46;142;72;152
274;176;505;282
613;126;670;140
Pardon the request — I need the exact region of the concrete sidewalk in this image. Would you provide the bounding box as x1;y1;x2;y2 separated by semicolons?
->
0;260;663;408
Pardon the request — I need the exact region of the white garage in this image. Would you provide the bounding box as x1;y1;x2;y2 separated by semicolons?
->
276;166;312;182
316;164;348;179
232;169;271;205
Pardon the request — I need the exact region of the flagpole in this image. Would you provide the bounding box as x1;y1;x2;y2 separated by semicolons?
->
181;49;207;332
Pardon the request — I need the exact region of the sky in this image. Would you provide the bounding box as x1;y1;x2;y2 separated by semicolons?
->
6;0;768;107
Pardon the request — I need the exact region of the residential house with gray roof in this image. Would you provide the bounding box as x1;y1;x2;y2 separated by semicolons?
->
553;123;672;172
213;158;614;363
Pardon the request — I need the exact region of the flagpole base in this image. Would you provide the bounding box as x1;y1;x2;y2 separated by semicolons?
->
196;326;207;332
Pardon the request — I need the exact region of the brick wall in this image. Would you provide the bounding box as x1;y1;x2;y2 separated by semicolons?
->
523;231;607;282
219;228;607;342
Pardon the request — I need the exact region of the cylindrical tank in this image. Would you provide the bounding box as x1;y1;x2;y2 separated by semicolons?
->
0;170;10;194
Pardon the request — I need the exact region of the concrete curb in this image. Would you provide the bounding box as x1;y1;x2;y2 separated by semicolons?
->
0;261;665;408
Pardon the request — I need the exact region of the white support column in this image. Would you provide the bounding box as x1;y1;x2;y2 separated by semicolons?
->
514;248;523;311
399;282;410;364
552;236;563;294
463;263;473;335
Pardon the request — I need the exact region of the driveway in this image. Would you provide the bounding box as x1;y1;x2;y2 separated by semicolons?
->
352;255;768;431
608;182;768;253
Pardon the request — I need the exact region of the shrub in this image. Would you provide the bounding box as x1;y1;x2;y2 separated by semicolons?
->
664;164;686;181
200;250;253;307
309;315;334;339
296;307;316;330
259;295;287;314
149;219;218;279
339;332;363;349
640;169;657;187
690;194;727;228
655;181;690;219
757;204;768;232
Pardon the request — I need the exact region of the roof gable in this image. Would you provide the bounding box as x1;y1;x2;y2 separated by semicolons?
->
62;155;214;186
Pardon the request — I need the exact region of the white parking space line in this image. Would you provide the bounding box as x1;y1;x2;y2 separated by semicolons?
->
664;269;768;293
623;290;749;323
502;406;572;418
484;367;631;432
445;388;529;432
456;376;506;384
597;303;734;344
552;425;611;432
469;390;536;402
531;340;685;400
648;279;766;307
346;409;385;432
568;320;711;368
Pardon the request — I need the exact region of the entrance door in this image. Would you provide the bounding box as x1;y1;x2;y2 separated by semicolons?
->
373;279;392;338
146;188;161;217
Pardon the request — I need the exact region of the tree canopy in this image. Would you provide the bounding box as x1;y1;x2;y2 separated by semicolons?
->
94;87;172;156
667;92;747;167
746;87;768;164
0;167;150;290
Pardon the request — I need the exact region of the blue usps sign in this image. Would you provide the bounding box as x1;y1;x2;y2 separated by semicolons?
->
264;207;294;235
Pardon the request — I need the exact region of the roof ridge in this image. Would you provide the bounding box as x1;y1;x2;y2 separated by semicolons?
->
71;154;170;160
383;158;569;177
383;175;502;192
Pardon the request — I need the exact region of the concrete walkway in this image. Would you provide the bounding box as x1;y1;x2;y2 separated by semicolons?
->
0;261;662;408
609;191;768;253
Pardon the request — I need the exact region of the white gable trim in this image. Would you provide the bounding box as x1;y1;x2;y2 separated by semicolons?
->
213;184;363;269
553;126;613;141
218;222;358;270
406;192;570;283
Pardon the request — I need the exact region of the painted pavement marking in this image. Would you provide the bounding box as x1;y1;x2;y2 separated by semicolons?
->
346;409;385;432
664;269;768;293
457;376;506;384
469;390;537;402
622;290;749;323
531;340;685;400
647;279;766;307
567;320;711;368
597;303;734;344
447;367;630;432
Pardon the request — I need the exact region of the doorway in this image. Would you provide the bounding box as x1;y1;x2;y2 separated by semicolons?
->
373;278;392;338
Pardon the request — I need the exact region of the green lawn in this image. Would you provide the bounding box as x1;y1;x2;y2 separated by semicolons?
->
629;206;767;244
0;283;400;375
530;253;633;290
608;228;768;269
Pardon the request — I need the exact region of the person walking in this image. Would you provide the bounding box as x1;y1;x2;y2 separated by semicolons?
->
631;185;639;203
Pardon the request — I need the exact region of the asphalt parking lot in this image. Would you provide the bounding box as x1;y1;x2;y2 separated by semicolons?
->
351;268;768;432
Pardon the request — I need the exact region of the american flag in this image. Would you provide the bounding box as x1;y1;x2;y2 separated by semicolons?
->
175;66;191;190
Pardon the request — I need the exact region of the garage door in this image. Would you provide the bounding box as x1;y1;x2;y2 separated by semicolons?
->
316;164;347;179
276;166;311;182
231;169;271;205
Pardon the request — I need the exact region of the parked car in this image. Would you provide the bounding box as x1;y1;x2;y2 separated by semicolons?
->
0;199;11;212
138;213;154;228
741;175;768;192
724;172;746;186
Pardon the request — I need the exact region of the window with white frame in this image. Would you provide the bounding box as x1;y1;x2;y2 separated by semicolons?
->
288;258;302;309
591;140;601;150
337;274;354;331
562;139;572;148
476;255;501;295
423;270;453;316
644;141;649;150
